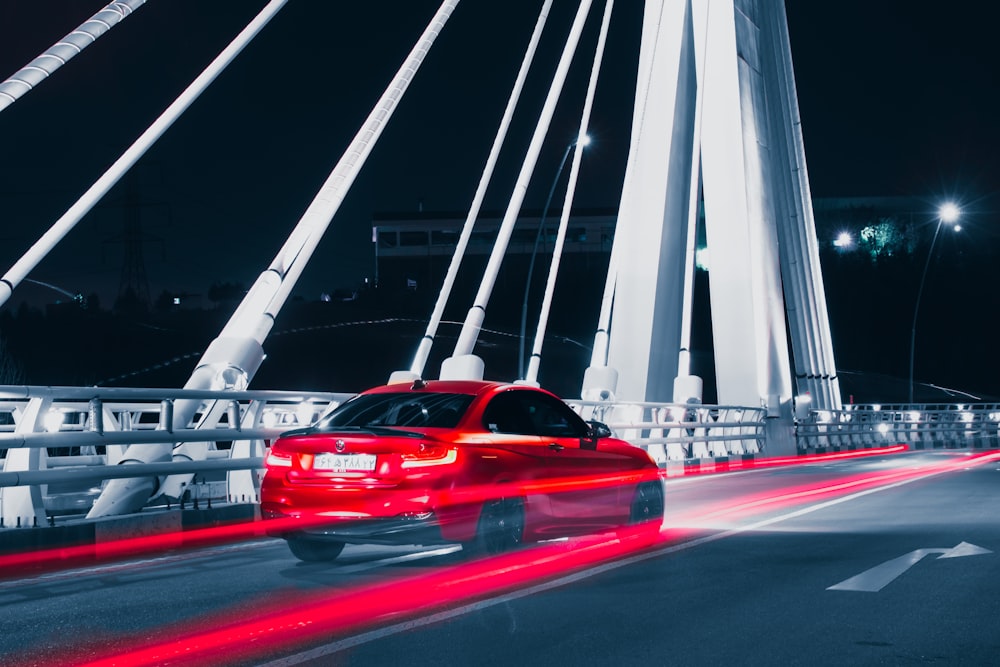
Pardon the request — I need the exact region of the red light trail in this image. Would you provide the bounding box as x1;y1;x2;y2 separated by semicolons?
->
0;445;906;579
36;448;1000;667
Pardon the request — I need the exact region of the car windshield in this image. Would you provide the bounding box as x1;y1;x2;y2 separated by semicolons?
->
317;392;474;429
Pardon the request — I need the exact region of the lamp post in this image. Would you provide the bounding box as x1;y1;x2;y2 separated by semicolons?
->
518;134;589;379
908;202;961;403
23;278;86;306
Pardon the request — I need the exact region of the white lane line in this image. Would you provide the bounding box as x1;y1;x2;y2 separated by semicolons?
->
0;539;278;590
333;545;462;573
5;541;460;591
261;461;966;666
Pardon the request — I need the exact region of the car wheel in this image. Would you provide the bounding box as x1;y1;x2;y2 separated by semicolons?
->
286;536;346;562
465;497;525;556
629;480;664;525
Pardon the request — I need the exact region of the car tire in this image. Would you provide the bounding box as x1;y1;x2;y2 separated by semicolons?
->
286;536;346;562
464;496;525;556
629;480;665;525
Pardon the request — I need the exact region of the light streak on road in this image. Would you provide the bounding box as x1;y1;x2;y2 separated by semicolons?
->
0;445;907;579
667;449;1000;530
51;450;1000;667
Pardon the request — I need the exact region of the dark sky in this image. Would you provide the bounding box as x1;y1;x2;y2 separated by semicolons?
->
0;0;997;311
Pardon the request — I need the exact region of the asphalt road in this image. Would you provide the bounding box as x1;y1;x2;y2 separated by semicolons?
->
2;450;998;666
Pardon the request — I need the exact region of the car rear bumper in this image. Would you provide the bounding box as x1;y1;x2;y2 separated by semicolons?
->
262;507;448;546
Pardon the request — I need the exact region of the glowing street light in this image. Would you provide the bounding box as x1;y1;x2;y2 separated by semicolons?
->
833;231;854;249
908;202;962;403
518;133;590;379
939;201;960;224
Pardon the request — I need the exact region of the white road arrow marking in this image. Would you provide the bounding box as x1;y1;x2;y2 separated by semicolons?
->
828;542;992;592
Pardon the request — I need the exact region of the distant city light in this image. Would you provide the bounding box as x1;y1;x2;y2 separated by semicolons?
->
833;231;853;248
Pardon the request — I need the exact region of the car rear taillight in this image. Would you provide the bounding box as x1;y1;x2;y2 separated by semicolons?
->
264;446;293;468
400;448;458;469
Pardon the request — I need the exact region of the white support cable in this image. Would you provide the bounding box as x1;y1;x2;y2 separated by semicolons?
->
226;0;462;343
523;0;614;386
588;264;616;368
0;0;288;309
447;0;596;363
0;0;148;113
88;0;461;518
400;0;554;380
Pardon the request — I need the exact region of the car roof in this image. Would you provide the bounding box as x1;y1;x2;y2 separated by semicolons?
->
362;379;539;398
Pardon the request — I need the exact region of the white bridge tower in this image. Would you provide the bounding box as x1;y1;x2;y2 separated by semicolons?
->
584;0;840;451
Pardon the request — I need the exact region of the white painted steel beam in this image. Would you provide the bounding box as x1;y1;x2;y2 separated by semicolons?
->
441;0;595;380
0;0;288;310
588;0;696;403
700;0;793;415
0;396;50;527
0;0;148;113
524;0;613;386
587;0;834;456
391;0;555;384
758;0;842;410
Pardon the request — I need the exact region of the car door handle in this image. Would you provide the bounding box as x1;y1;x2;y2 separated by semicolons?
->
548;443;565;451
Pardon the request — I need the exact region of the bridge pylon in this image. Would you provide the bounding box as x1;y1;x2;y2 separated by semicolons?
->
584;0;840;449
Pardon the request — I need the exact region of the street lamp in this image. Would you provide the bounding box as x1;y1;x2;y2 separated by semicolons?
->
908;202;961;403
833;231;854;249
518;134;590;379
23;278;86;307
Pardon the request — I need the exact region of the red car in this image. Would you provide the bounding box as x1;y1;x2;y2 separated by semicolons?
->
261;380;663;562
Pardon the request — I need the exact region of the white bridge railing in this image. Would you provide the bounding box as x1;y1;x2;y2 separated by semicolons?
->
796;403;1000;450
2;385;998;528
0;387;768;526
567;400;766;463
0;386;352;527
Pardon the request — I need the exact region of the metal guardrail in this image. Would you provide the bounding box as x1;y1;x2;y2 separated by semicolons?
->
567;399;767;462
4;385;998;529
796;403;1000;450
0;386;353;527
0;387;768;526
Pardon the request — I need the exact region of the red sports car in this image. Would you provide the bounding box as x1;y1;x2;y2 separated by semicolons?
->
261;380;663;562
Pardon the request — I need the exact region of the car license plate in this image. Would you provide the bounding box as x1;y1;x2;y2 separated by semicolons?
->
314;453;377;472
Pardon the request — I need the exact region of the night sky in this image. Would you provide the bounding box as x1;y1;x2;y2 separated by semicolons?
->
0;1;998;392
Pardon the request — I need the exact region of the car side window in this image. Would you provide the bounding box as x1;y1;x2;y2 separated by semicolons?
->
482;390;588;438
521;392;588;438
482;392;533;434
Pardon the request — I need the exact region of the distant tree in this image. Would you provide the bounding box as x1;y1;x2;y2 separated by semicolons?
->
0;334;24;384
858;216;917;262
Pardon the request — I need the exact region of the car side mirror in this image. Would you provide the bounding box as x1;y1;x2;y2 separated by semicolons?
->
582;420;613;449
588;420;613;439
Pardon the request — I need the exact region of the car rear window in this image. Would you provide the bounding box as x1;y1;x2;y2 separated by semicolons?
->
318;392;474;429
